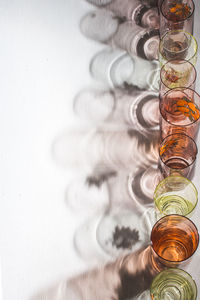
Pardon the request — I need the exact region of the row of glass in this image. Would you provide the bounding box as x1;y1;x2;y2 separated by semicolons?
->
150;0;198;299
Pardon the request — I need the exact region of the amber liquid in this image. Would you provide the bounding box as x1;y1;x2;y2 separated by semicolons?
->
152;228;195;262
155;238;188;261
151;217;198;263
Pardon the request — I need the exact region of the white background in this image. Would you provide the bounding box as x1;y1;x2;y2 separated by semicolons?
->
0;0;200;299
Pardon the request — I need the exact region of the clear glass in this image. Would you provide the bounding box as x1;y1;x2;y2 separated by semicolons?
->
160;87;200;139
151;215;199;267
160;0;195;37
159;30;198;66
159;133;197;178
112;22;160;60
160;59;196;98
90;48;160;90
153;175;198;216
96;207;149;257
150;268;197;300
107;0;160;28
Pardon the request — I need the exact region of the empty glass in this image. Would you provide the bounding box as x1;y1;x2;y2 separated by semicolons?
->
151;215;199;267
90;48;159;90
112;21;160;60
160;88;200;139
159;133;197;178
160;59;196;98
159;30;198;66
160;0;195;37
150;268;197;299
154;175;198;216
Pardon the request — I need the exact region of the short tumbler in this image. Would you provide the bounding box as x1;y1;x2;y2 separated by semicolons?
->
159;133;197;178
150;268;197;300
159;30;198;66
151;215;199;267
160;59;196;98
160;88;200;139
154;175;198;216
160;0;195;37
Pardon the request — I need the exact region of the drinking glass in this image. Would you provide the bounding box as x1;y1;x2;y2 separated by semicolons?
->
160;88;200;139
160;0;195;37
160;60;196;98
90;48;159;89
159;30;198;66
150;268;197;300
154;175;198;216
151;215;199;267
159;133;197;178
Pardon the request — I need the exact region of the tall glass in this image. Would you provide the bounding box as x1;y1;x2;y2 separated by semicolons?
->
160;0;195;37
150;268;197;300
159;133;197;178
159;30;198;66
154;175;198;216
160;88;200;139
160;60;196;98
151;215;199;267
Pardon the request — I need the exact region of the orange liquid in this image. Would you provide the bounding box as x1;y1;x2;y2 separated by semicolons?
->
154;237;189;261
151;216;199;262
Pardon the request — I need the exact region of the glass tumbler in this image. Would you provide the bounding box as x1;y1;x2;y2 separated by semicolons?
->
150;268;197;300
160;88;200;139
151;215;199;267
159;30;198;66
159;133;197;178
160;0;195;37
154;175;198;216
160;59;196;98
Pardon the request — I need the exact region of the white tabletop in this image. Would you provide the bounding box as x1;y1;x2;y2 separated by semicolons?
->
0;0;200;299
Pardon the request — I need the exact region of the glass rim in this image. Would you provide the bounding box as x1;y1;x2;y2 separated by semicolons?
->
160;0;195;22
150;267;197;297
159;132;198;169
153;175;198;216
151;214;199;263
160;87;200;127
160;59;197;90
159;30;198;63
